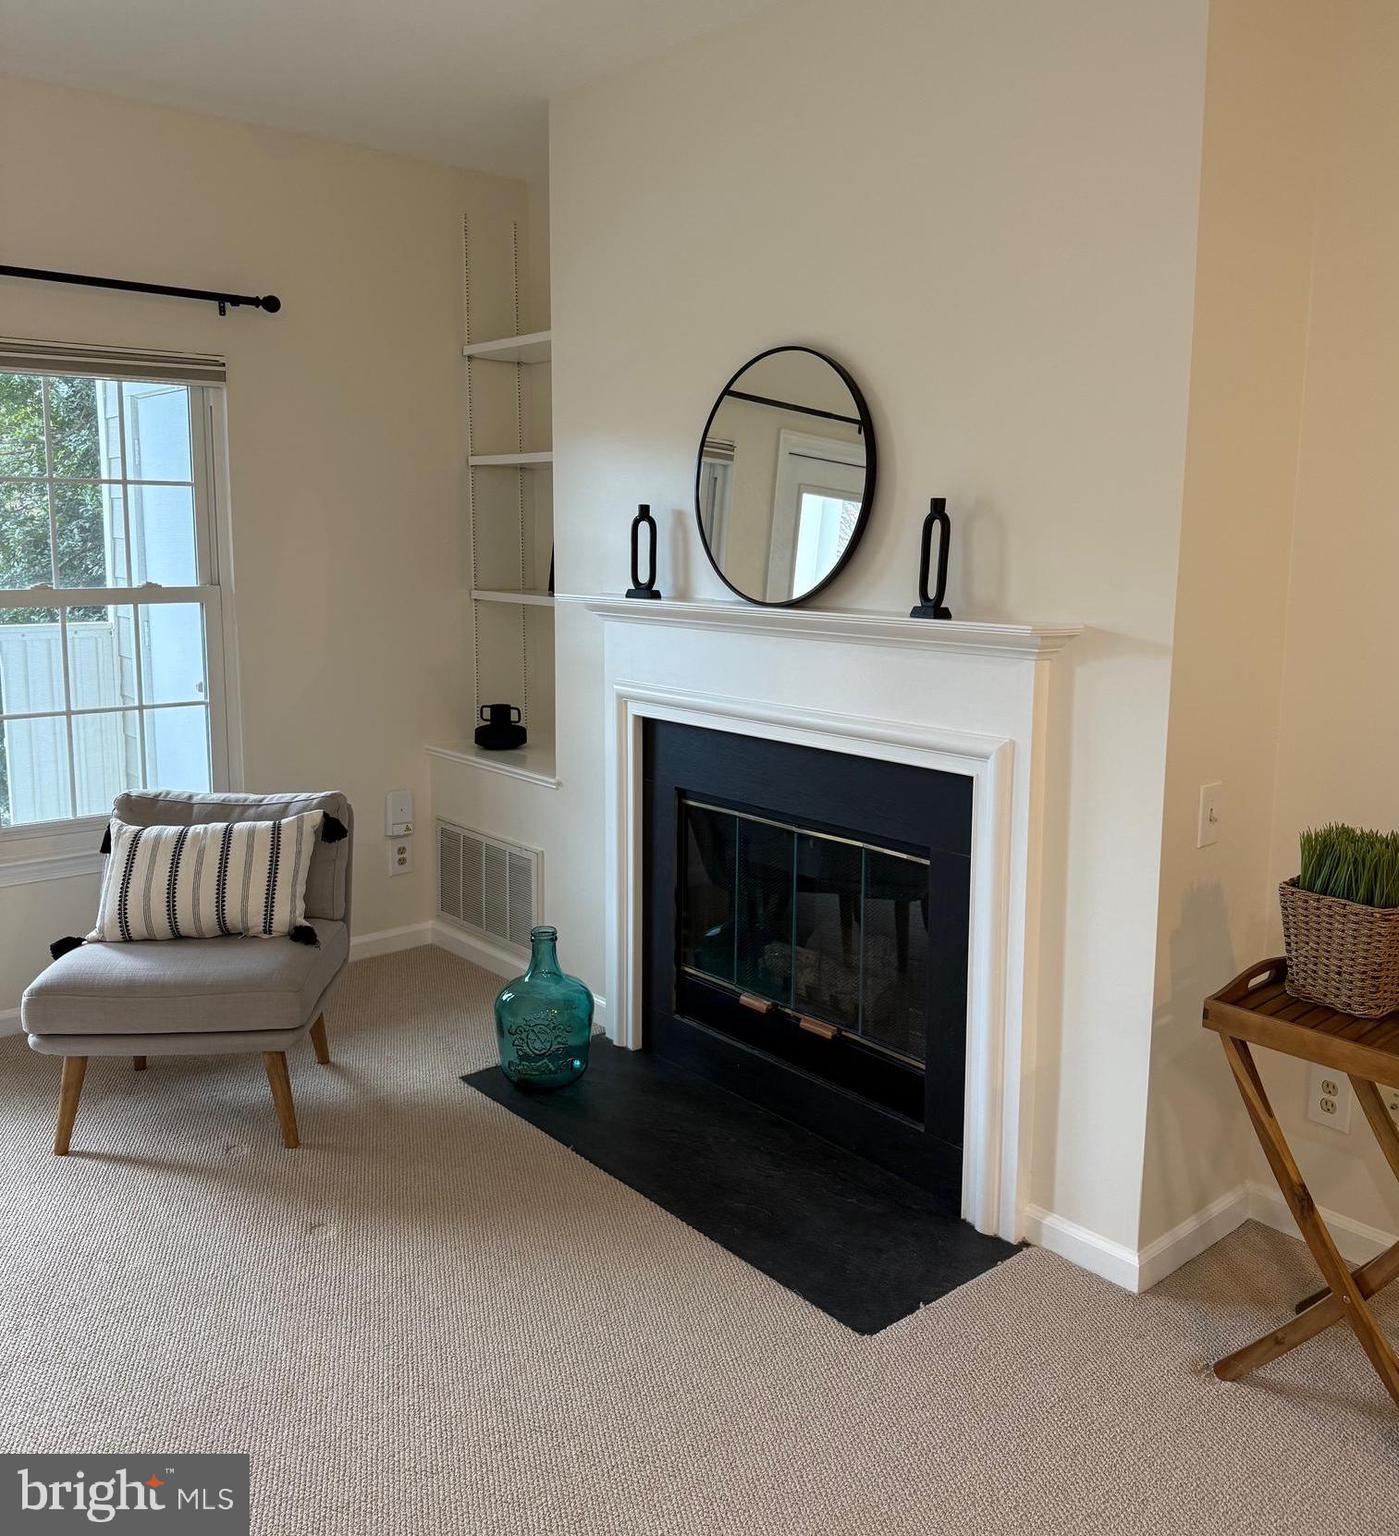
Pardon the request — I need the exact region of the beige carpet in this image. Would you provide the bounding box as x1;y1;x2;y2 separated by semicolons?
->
2;945;1398;1534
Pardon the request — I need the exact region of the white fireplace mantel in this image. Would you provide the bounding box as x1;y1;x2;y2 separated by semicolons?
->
585;595;1082;1245
581;596;1082;660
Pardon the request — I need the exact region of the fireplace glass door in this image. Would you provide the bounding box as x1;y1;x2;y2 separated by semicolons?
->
680;798;932;1086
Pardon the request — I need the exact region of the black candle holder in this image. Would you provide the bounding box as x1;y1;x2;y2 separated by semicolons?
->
909;497;952;620
626;504;662;600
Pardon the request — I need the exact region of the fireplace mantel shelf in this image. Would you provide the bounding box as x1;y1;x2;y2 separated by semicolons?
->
581;596;1083;659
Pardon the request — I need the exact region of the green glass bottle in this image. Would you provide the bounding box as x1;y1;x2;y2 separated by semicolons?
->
494;926;595;1090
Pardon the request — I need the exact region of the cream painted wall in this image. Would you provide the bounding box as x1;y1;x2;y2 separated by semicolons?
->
1139;0;1326;1249
495;0;1209;1249
1260;0;1399;1241
0;74;529;1010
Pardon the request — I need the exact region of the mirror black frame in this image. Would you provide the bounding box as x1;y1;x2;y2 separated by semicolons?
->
693;344;877;608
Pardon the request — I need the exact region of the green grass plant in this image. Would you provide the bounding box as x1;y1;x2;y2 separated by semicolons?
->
1298;824;1399;910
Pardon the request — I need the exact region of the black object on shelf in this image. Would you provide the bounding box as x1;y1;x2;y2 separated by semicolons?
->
909;497;952;620
475;703;527;751
626;504;662;600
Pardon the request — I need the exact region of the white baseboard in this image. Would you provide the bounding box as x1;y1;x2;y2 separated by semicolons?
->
0;1005;21;1039
428;920;608;1026
1245;1179;1395;1265
1134;1183;1257;1291
1022;1205;1142;1292
349;922;435;960
429;918;524;979
1028;1178;1399;1296
1028;1183;1258;1294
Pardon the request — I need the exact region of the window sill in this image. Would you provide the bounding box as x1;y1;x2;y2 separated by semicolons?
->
0;817;107;888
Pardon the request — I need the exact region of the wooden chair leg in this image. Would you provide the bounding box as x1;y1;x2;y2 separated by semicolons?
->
1217;1036;1399;1406
132;1056;147;1071
262;1052;300;1149
54;1056;88;1156
309;1014;330;1066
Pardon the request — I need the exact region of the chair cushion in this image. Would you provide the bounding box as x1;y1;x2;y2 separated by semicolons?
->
21;919;348;1038
112;791;352;925
25;1024;313;1058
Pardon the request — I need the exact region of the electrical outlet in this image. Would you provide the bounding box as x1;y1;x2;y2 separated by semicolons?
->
388;837;413;876
1307;1065;1353;1132
1196;781;1223;848
1381;1084;1399;1128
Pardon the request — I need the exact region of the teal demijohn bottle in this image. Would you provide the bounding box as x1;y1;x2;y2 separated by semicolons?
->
494;926;594;1089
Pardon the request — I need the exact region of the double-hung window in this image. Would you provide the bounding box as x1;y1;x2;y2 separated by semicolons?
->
0;342;235;839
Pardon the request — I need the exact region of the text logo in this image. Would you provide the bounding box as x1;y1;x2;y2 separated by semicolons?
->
3;1455;249;1532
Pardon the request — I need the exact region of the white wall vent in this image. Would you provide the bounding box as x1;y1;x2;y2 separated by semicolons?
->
437;819;541;952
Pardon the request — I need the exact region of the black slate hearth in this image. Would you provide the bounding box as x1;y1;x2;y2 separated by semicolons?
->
463;1040;1018;1334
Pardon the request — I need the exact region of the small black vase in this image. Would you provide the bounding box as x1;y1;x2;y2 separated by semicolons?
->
475;703;526;751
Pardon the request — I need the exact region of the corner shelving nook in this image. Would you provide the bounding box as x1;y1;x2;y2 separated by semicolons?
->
463;214;554;780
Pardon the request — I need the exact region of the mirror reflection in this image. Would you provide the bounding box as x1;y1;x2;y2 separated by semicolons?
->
696;347;875;606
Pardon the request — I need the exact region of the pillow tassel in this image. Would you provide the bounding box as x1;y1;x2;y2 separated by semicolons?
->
50;936;85;961
290;924;320;948
321;814;348;844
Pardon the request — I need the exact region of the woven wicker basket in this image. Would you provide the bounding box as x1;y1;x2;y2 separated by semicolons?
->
1279;879;1399;1018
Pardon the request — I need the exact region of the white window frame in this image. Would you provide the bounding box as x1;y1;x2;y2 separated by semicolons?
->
767;428;866;601
0;367;242;877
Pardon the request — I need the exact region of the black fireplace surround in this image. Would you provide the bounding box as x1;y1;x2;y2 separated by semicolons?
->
644;721;972;1206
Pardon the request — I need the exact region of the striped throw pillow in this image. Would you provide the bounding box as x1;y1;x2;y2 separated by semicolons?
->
87;811;324;943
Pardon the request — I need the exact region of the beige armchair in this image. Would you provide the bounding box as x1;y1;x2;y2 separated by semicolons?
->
21;789;353;1154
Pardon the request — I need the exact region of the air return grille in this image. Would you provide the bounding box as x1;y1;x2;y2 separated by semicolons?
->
437;819;540;951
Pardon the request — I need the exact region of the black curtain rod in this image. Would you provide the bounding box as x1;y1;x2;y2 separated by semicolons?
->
0;264;281;317
724;387;860;428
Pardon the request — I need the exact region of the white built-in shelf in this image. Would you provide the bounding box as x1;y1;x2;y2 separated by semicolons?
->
472;588;555;608
462;330;552;365
469;451;553;468
426;739;559;789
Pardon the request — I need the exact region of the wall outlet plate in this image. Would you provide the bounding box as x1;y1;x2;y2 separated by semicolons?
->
1381;1084;1399;1128
1307;1064;1353;1132
388;837;413;876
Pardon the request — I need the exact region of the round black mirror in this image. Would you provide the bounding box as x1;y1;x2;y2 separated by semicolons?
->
695;346;876;606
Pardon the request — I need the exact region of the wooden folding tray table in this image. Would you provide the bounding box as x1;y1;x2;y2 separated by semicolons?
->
1203;957;1399;1406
